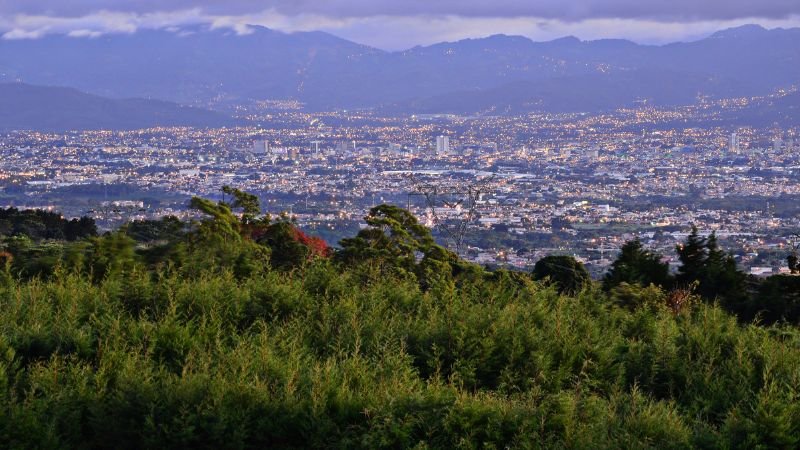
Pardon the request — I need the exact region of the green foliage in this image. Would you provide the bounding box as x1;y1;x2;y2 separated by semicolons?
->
125;216;187;243
2;235;60;278
604;239;672;291
84;231;139;282
0;258;797;447
750;275;800;325
0;207;97;241
608;282;668;311
338;204;434;271
0;202;799;447
189;196;242;242
258;221;312;271
221;185;265;225
532;255;592;294
676;227;748;313
337;204;488;290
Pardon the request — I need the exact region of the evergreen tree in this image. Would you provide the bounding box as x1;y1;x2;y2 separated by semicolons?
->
703;232;748;312
753;275;800;324
676;228;748;314
532;255;591;294
603;239;672;291
221;185;264;225
787;253;799;274
337;204;434;271
676;226;707;285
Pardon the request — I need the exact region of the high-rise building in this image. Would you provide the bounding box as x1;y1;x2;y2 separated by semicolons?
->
436;136;450;155
773;138;783;153
729;132;739;153
336;141;356;156
252;140;269;155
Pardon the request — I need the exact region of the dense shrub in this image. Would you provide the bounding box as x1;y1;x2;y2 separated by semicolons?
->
1;201;799;447
0;260;797;448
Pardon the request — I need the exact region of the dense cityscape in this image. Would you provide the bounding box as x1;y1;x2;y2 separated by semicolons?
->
2;94;798;276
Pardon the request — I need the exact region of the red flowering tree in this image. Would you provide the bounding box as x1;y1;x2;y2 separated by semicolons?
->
291;227;332;258
258;221;330;270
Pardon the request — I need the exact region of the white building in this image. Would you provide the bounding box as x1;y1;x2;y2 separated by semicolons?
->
773;138;783;152
252;140;269;155
436;135;450;155
729;132;739;153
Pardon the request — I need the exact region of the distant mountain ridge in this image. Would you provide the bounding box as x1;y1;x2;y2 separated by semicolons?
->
0;24;798;114
0;83;238;131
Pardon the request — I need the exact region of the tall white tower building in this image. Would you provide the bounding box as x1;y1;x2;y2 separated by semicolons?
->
773;138;783;152
729;132;739;153
435;135;450;155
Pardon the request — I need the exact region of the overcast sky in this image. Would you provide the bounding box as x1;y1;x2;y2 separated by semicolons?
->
1;0;799;48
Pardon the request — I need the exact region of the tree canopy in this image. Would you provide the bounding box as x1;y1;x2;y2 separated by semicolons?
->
531;255;591;294
603;239;672;291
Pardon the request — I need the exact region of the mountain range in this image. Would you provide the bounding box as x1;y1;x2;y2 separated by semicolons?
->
0;24;798;116
0;83;237;131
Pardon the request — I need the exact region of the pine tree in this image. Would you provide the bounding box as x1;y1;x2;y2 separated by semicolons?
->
703;232;748;313
532;255;591;294
603;239;672;291
676;226;707;285
675;228;748;314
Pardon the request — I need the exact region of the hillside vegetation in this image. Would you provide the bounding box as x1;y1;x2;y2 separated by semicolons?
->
0;190;799;448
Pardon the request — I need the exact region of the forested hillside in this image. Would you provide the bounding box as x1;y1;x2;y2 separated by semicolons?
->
0;190;799;448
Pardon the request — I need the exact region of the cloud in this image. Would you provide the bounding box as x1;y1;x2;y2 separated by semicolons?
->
325;15;800;49
1;0;799;22
0;2;799;49
2;28;45;40
0;9;212;40
67;29;104;38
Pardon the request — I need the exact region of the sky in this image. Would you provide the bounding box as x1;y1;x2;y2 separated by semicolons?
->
1;0;799;49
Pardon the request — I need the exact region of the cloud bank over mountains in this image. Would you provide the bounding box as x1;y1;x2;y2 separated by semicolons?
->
1;0;799;49
4;0;800;20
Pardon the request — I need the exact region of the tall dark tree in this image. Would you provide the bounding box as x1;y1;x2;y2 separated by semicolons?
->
532;255;591;295
750;275;800;325
787;254;799;275
676;228;748;313
676;226;707;285
603;239;672;291
787;236;800;274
